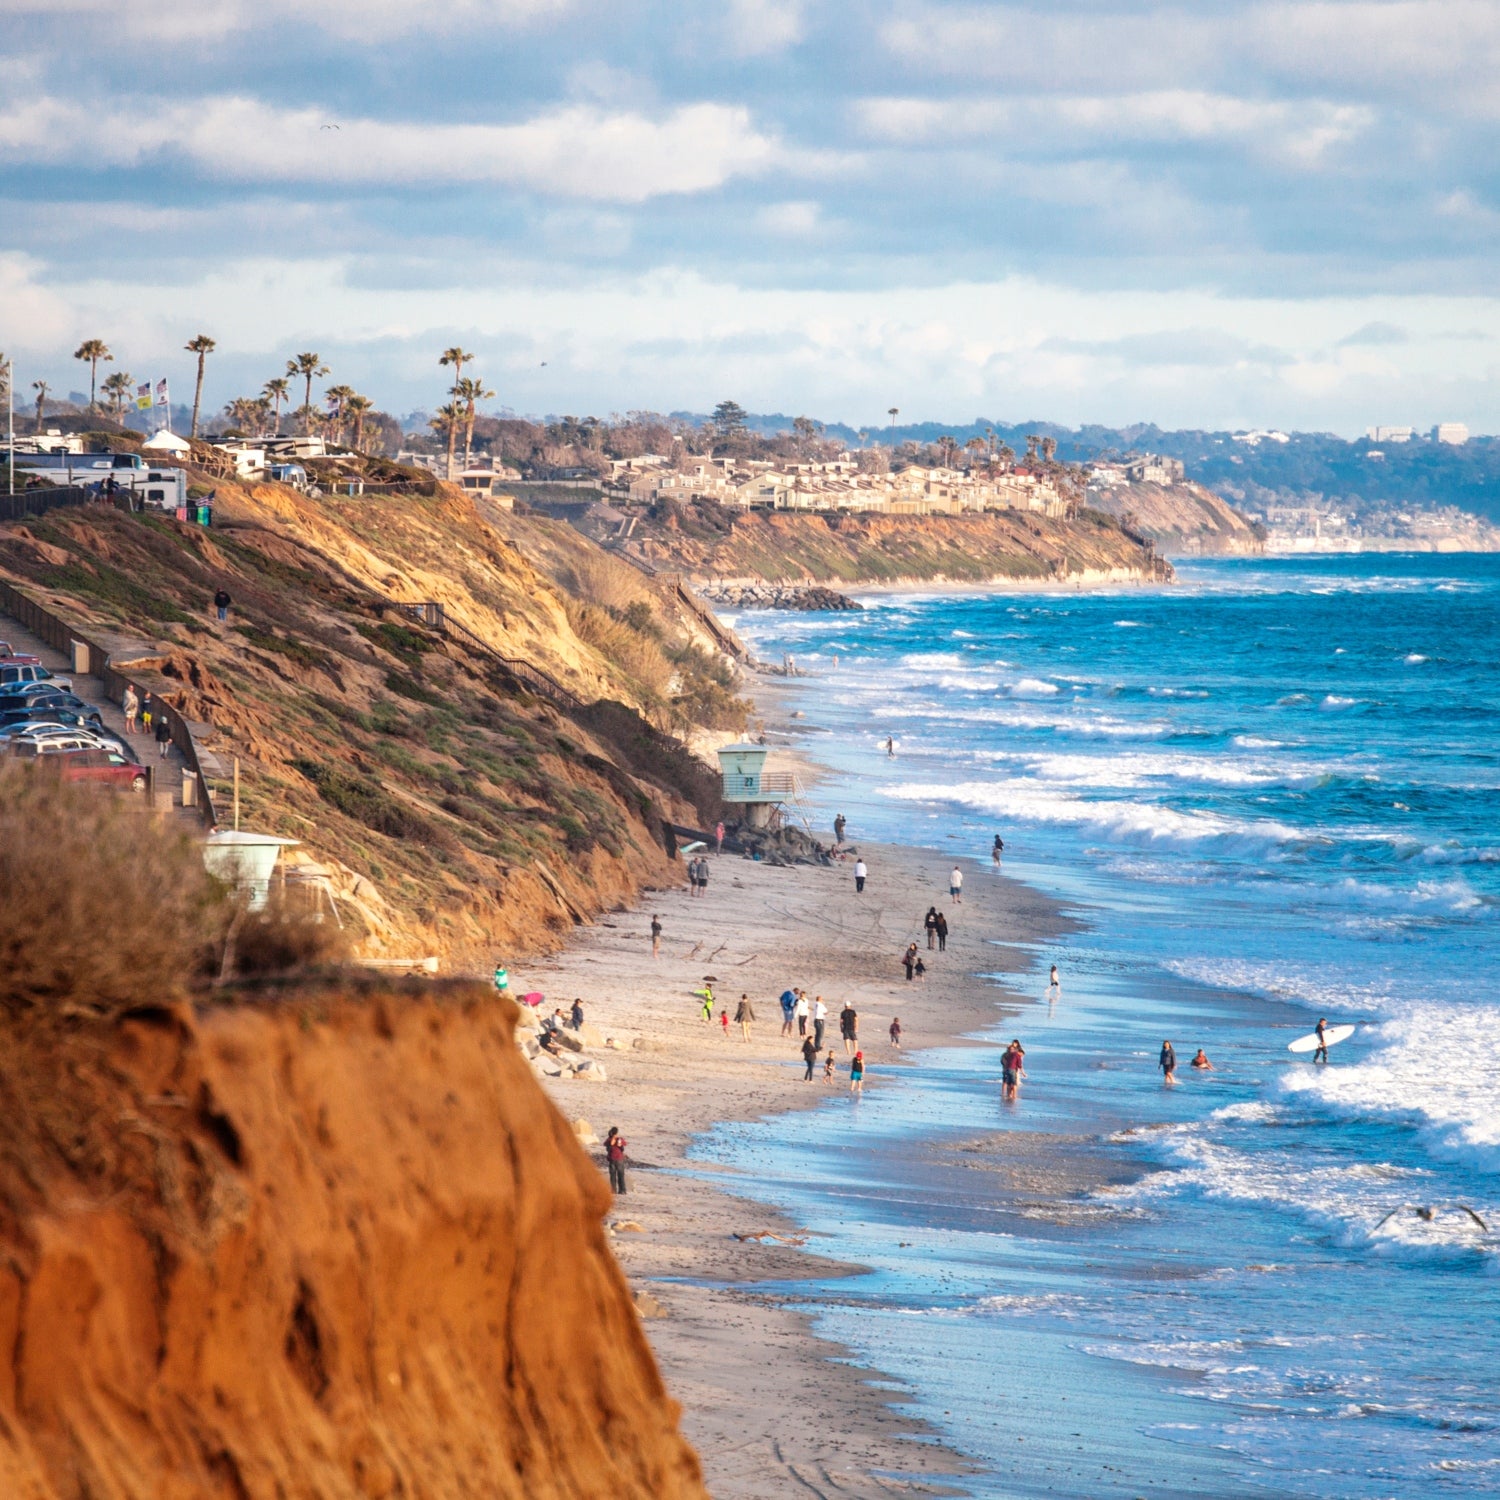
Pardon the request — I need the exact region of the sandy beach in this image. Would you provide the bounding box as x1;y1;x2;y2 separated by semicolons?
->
513;831;1077;1497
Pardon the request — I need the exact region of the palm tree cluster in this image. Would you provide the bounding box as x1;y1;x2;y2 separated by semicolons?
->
433;347;494;478
216;354;376;452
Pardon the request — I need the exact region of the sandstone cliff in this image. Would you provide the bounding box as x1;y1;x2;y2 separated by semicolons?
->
619;500;1172;585
0;488;732;967
0;983;707;1500
1084;480;1263;556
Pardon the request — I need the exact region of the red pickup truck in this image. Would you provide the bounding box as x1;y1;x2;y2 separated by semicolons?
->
0;641;42;667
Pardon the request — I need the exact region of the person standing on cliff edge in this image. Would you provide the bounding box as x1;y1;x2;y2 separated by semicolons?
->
604;1127;628;1195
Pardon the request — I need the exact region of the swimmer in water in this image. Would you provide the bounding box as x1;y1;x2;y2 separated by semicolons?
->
1190;1048;1214;1070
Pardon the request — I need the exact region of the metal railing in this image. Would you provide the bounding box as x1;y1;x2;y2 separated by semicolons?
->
0;579;217;827
0;486;92;522
721;771;800;801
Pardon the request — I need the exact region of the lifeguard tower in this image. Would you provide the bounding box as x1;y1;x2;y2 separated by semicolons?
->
716;742;802;828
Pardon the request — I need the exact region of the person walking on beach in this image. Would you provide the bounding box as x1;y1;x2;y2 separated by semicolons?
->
734;993;755;1042
604;1127;628;1195
834;813;846;845
812;996;827;1051
914;955;926;982
780;988;796;1037
1313;1017;1330;1065
154;707;173;759
889;1016;902;1049
850;1051;865;1096
840;1002;859;1054
651;914;662;959
213;587;231;623
903;944;918;982
1159;1039;1178;1085
698;857;711;899
1001;1039;1026;1102
700;989;715;1024
854;858;867;894
802;1034;819;1080
950;865;964;903
569;997;584;1030
795;990;809;1037
715;820;725;854
924;907;939;949
719;1009;730;1038
122;683;139;735
935;911;948;952
992;834;1004;869
823;1050;837;1083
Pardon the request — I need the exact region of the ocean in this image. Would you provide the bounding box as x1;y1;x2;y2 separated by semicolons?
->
697;554;1500;1498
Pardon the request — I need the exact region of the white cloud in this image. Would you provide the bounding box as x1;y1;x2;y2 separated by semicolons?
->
9;255;1500;434
756;200;823;236
854;89;1371;165
0;0;572;41
727;0;806;55
0;96;781;202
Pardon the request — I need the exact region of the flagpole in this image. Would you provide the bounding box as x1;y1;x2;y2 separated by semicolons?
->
6;357;12;496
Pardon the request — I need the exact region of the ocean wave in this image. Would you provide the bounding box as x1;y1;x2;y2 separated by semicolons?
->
1114;620;1147;628
882;780;1308;854
1405;653;1428;664
1001;677;1059;698
1321;694;1358;710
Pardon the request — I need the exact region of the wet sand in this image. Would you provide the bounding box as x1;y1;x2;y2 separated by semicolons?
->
518;837;1082;1497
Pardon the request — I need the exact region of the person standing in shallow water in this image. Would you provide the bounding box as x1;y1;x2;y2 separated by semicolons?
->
1160;1039;1178;1085
849;1050;865;1095
1313;1016;1330;1065
604;1127;627;1195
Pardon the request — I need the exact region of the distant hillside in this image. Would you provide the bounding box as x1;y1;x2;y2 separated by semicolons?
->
1083;479;1263;556
615;499;1172;586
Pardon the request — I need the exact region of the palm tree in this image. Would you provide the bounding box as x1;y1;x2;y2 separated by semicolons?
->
1040;436;1058;464
1025;433;1040;462
31;380;49;429
73;340;112;414
429;402;463;476
344;394;374;454
439;347;475;477
453;375;493;471
287;353;329;432
185;334;216;438
224;396;263;435
101;370;133;422
262;376;290;436
323;383;356;445
887;407;899;435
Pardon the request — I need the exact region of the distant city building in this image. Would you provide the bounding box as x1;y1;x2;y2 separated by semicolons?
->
1365;425;1413;443
1434;423;1470;445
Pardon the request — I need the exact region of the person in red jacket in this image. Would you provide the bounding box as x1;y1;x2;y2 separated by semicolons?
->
604;1127;628;1195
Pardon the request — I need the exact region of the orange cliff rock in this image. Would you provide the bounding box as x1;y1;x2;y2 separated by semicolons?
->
0;985;707;1499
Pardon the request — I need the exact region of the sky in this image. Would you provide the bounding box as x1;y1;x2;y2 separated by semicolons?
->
2;0;1498;435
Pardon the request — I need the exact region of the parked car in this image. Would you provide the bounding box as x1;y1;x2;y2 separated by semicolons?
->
0;642;42;666
58;746;150;792
0;704;106;735
0;688;94;717
7;724;135;760
0;664;69;692
10;740;149;791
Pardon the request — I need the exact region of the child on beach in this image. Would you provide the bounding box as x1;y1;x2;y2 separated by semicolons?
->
850;1051;865;1094
720;1009;730;1038
890;1017;902;1048
823;1050;837;1082
914;957;926;981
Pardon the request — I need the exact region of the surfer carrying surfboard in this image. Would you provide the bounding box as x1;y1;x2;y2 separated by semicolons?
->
1314;1017;1329;1065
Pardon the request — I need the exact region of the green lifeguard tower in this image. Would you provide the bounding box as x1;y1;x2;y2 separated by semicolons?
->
717;742;801;828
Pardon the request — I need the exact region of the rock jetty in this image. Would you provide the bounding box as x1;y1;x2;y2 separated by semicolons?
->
696;582;862;611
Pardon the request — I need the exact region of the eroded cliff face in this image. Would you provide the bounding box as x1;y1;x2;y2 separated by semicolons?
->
1085;481;1263;556
0;986;707;1500
623;504;1171;584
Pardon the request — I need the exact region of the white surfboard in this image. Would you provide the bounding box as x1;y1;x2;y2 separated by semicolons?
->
1288;1023;1355;1054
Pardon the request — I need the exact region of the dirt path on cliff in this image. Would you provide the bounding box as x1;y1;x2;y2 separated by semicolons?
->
510;838;1075;1498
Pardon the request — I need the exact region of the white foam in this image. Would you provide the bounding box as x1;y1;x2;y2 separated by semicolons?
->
883;779;1305;854
1114;619;1147;628
1321;694;1357;710
1405;653;1428;664
1002;677;1059;698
